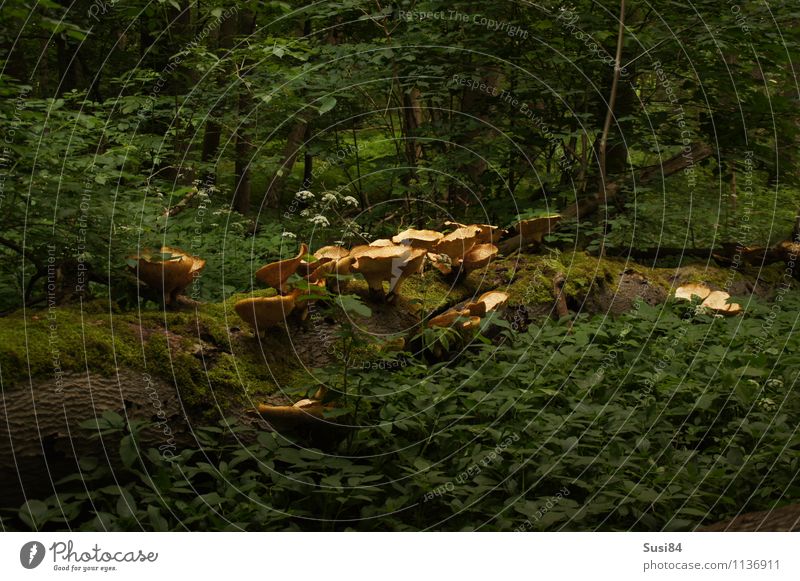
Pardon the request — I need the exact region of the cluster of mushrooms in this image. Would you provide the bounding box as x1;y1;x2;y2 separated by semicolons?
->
674;283;742;316
129;247;206;305
224;215;563;335
129;217;564;433
129;214;743;433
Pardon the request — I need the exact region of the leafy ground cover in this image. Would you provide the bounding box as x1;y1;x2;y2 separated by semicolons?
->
4;293;798;531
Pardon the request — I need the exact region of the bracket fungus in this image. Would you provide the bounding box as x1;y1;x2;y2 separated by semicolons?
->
233;289;299;335
392;228;444;250
444;221;502;244
255;243;308;293
433;226;481;264
314;245;350;261
428;309;481;330
499;215;562;254
131;246;205;305
428;290;510;330
466;290;510;316
460;243;499;274
369;238;396;247
517;215;562;243
674;284;742;316
256;398;329;431
351;244;427;299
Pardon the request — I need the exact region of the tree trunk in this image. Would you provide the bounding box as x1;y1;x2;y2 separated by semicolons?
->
200;13;238;181
232;10;257;214
598;0;626;192
264;120;308;207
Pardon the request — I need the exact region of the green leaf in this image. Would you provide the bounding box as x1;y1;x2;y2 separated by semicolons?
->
119;435;138;469
317;96;337;115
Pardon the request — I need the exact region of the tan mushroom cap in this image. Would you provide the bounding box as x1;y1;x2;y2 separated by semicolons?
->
428;309;482;330
428;309;470;328
702;291;742;315
333;255;356;278
674;283;712;301
297;245;347;276
352;245;427;294
307;259;336;283
314;245;350;260
461;315;483;330
233;290;298;332
461;243;499;273
256;398;328;429
465;290;509;316
476;290;510;312
517;215;562;244
297;257;330;277
349;244;376;257
434;226;481;262
445;222;501;244
392;229;444;250
255;243;308;292
133;246;205;304
674;284;742;316
369;238;395;247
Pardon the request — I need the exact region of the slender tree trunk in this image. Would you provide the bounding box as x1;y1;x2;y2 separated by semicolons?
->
200;10;237;188
264;120;308;207
232;10;256;214
263;19;318;207
598;0;626;193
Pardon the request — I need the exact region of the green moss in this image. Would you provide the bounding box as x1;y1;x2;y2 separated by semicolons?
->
0;308;137;382
0;287;304;416
1;251;789;418
490;249;621;306
400;270;473;312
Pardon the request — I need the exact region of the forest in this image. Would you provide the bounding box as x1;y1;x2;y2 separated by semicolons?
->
0;0;799;532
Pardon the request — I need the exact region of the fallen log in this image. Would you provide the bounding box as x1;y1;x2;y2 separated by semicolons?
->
701;504;800;532
562;143;714;221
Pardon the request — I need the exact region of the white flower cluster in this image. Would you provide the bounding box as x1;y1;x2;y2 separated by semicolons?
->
310;215;330;227
290;189;361;233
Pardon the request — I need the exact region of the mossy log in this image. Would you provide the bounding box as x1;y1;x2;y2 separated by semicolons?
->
701;504;800;531
0;251;794;505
